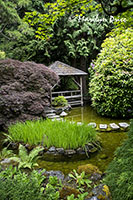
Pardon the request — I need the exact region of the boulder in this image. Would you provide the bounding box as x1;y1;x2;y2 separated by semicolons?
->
92;184;111;200
0;59;59;130
45;170;65;181
77;164;102;176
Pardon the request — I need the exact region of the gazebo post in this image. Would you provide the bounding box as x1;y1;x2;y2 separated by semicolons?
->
80;76;83;106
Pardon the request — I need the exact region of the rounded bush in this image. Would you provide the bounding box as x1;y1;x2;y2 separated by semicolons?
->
89;28;133;118
52;96;68;107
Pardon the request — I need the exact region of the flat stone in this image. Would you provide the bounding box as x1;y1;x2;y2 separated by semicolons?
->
99;124;108;129
56;148;64;154
70;121;75;124
45;109;56;114
55;118;62;121
46;113;56;117
65;149;76;155
110;123;119;130
60;111;67;117
48;115;60;119
77;122;83;125
48;146;56;152
118;122;129;128
88;122;97;128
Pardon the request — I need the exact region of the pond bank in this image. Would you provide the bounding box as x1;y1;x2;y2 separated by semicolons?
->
0;105;129;175
37;105;129;174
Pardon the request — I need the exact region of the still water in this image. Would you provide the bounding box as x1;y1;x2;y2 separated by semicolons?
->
38;105;129;174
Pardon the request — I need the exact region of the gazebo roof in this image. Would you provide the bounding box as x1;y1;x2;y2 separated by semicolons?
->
49;61;87;76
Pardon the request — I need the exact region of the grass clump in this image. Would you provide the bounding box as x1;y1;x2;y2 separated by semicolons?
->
104;119;133;200
7;119;98;149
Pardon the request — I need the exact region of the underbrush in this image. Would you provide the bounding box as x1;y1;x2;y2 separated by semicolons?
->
0;166;94;200
7;119;98;149
0;166;45;200
104;119;133;200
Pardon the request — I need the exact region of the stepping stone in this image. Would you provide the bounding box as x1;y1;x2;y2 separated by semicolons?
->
77;122;83;125
70;121;75;124
56;118;62;121
110;123;120;130
99;124;108;129
51;117;62;121
46;113;56;117
88;122;97;128
118;122;129;129
48;115;60;119
60;111;67;117
45;109;56;114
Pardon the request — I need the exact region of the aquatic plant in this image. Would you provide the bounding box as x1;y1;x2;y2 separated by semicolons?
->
7;119;98;149
10;144;44;169
104;119;133;200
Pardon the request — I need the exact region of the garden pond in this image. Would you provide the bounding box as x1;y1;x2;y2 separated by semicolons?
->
38;105;129;174
0;105;129;175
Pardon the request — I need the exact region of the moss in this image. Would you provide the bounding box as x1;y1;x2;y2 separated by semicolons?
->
103;185;110;197
59;186;80;200
77;164;102;176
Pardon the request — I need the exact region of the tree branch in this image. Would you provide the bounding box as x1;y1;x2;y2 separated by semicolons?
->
97;0;133;16
0;32;11;40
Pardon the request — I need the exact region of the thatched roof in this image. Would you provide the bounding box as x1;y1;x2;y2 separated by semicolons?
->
49;61;87;76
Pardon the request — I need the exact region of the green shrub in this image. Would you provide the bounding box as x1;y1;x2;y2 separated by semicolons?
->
52;96;68;107
0;166;45;200
7;119;98;149
104;119;133;200
89;28;133;118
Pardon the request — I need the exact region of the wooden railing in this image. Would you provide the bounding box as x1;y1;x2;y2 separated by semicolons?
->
51;90;83;106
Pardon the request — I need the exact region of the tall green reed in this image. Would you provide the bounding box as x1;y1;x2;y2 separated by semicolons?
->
8;119;98;149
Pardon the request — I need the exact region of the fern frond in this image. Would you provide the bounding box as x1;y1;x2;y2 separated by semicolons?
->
18;144;29;162
29;146;44;162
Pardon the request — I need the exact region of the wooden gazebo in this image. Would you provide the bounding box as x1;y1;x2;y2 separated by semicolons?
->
49;61;87;106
